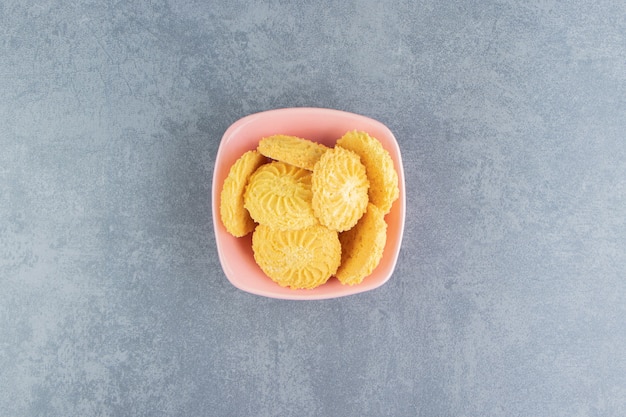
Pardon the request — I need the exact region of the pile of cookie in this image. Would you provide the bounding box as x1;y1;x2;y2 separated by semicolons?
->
219;131;399;290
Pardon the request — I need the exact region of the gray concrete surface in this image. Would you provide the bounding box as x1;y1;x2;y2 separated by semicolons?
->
1;1;625;416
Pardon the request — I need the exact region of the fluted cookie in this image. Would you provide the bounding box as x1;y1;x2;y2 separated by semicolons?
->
336;203;387;286
336;130;399;214
244;161;317;230
311;146;369;232
252;224;341;289
258;134;329;171
220;150;267;237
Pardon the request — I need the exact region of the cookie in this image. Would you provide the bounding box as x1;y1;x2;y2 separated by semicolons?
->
244;161;318;230
336;203;387;286
219;150;267;237
311;146;369;232
252;224;341;290
336;130;399;214
258;134;329;171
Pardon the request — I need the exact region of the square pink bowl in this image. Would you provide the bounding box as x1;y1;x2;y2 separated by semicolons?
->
211;108;405;300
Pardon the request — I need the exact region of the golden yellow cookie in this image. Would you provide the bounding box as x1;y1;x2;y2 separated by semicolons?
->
336;203;387;286
244;161;318;230
336;130;399;214
311;146;369;232
258;135;329;171
220;150;267;237
252;224;341;289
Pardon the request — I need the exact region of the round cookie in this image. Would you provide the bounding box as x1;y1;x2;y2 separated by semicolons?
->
336;203;387;286
252;224;341;290
220;150;267;237
311;146;369;232
244;161;318;230
258;134;329;171
336;130;399;214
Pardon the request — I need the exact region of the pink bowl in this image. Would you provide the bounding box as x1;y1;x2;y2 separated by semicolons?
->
212;108;405;300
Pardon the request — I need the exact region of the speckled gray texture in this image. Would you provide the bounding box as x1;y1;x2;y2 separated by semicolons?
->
1;1;625;416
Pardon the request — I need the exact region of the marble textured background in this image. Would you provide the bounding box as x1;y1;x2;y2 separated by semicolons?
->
1;1;625;416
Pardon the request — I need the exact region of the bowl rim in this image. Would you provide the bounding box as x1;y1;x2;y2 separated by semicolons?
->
211;107;406;300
